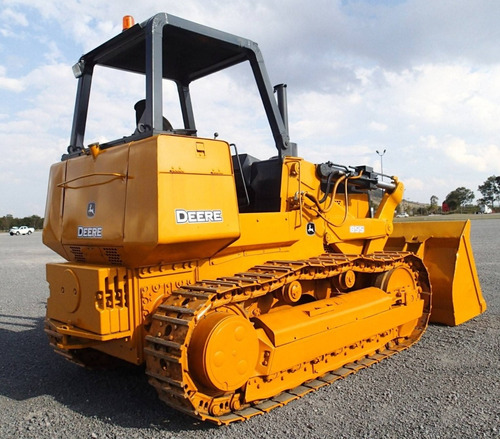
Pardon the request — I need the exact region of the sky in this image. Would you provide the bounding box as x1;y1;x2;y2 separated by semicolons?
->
1;0;500;217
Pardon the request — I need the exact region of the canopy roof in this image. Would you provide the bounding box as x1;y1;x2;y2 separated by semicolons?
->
78;13;255;84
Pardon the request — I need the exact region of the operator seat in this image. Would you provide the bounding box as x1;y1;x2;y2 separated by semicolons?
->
134;99;173;132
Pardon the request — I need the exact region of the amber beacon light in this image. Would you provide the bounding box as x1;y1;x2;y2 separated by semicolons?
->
122;15;135;31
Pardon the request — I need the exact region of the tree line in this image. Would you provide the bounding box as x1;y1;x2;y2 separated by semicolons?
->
2;176;498;227
1;214;44;231
441;175;499;213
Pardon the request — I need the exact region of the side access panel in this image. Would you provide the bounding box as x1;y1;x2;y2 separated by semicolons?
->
123;135;241;266
43;135;241;267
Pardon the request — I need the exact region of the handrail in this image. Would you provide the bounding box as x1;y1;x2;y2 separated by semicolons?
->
57;172;127;189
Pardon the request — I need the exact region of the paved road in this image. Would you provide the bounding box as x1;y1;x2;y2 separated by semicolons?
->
0;220;498;438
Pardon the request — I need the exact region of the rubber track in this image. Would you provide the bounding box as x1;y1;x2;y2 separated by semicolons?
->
145;252;431;424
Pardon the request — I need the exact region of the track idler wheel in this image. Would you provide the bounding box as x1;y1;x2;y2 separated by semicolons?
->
375;266;417;296
188;312;259;393
375;265;422;339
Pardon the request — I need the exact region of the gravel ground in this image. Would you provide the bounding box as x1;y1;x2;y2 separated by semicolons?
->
0;220;498;439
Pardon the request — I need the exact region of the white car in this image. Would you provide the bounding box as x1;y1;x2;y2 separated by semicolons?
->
9;226;35;235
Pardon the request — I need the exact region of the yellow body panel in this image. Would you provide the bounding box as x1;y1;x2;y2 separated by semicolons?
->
256;287;394;347
46;263;130;337
43;138;404;270
44;135;241;267
43;133;484;382
246;297;424;402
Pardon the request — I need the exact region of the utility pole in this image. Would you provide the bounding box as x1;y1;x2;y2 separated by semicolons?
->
376;149;386;180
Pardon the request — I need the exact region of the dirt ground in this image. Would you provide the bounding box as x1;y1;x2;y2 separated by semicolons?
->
0;219;498;438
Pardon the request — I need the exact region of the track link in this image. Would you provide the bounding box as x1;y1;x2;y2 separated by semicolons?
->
145;252;431;424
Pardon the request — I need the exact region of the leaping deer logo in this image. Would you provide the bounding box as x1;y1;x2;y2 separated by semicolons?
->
87;202;96;218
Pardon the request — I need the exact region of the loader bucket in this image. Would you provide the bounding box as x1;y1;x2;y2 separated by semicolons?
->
385;220;486;326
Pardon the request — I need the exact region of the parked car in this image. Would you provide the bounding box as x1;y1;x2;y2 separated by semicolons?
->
9;226;35;235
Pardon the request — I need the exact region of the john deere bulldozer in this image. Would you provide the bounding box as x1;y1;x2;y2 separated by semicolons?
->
43;13;486;424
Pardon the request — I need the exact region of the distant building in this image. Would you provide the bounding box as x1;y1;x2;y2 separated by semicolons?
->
478;204;492;214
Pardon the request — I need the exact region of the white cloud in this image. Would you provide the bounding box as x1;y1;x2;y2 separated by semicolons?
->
444;137;500;173
285;59;500;204
1;0;500;216
0;65;24;91
0;75;24;92
1;7;28;26
369;121;387;132
403;177;425;191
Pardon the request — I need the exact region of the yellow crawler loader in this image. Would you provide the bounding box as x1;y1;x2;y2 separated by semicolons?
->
43;13;486;424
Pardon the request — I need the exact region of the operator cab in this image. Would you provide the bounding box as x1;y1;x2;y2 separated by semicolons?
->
67;13;296;157
65;13;296;213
